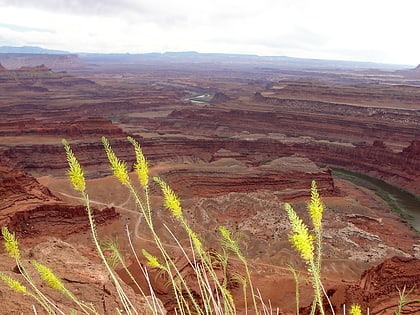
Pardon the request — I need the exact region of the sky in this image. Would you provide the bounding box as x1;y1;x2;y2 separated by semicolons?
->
0;0;419;65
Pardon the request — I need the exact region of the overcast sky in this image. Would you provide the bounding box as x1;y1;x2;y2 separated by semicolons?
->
0;0;418;65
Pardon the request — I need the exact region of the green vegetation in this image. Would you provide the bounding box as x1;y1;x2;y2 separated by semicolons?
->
0;138;418;314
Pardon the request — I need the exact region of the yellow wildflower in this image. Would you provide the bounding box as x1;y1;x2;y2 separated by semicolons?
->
219;226;235;251
102;137;130;185
349;304;362;315
219;226;231;241
127;136;149;188
186;226;203;253
0;272;27;294
153;177;182;219
222;286;235;309
141;249;163;269
32;260;65;293
308;180;324;231
62;139;86;192
2;227;20;260
285;203;314;262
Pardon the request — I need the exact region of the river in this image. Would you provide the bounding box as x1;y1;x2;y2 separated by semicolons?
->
332;168;420;232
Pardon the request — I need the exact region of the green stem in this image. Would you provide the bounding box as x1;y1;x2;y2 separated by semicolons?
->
83;191;138;315
309;259;325;315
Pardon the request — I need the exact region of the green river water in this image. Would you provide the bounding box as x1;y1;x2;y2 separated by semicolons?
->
332;168;420;232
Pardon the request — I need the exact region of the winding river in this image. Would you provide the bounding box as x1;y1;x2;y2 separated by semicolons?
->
332;168;420;232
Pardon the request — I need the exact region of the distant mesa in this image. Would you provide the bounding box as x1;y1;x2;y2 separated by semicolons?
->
18;64;51;72
0;63;6;71
0;52;83;70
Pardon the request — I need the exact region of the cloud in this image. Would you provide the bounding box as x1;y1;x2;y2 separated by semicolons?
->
0;0;419;64
0;22;54;33
0;0;135;16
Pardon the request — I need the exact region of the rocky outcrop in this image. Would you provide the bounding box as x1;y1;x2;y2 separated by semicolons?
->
18;64;50;71
0;163;119;238
210;92;231;103
403;139;420;155
157;157;336;199
8;203;119;238
328;256;420;315
0;116;126;137
0;164;58;216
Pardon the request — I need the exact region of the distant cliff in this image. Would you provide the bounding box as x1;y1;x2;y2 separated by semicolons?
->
0;53;83;70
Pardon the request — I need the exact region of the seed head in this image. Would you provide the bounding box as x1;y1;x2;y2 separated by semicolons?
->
0;272;27;294
127;136;149;188
102;137;130;185
349;304;362;315
186;226;203;253
2;227;20;260
32;260;65;293
62;139;86;192
142;249;164;269
153;177;182;219
308;180;324;231
285;203;314;262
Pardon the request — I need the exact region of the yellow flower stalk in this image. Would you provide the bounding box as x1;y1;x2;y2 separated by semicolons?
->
127;136;149;188
0;272;27;294
62;139;86;192
32;260;65;293
349;304;362;315
186;226;203;254
102;137;130;186
285;182;328;315
219;226;240;257
153;177;182;220
308;180;324;231
142;249;164;270
2;227;20;260
285;203;314;262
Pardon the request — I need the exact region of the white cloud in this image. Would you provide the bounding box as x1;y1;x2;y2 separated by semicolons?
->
0;0;419;65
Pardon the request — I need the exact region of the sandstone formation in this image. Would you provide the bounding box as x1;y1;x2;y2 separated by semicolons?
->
0;163;119;239
0;65;96;94
0;116;125;138
157;157;336;199
327;256;420;315
19;64;50;71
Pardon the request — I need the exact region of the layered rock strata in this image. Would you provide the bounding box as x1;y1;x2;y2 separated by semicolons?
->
2;135;418;194
0;163;118;238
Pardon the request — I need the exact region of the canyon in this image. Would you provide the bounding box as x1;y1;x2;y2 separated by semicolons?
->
0;53;419;314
